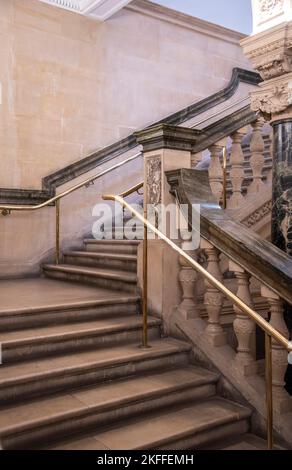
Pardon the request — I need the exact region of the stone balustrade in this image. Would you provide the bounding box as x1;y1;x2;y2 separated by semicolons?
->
195;116;273;211
176;234;291;414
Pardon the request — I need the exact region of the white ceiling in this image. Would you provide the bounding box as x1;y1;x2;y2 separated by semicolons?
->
40;0;132;21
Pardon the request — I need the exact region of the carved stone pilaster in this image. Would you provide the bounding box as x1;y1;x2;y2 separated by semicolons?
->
145;156;162;205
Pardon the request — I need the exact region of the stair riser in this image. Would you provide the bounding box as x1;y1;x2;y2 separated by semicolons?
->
0;351;190;405
2;325;161;364
1;384;216;450
84;243;139;255
0;302;139;331
44;270;138;294
63;255;137;273
156;419;250;451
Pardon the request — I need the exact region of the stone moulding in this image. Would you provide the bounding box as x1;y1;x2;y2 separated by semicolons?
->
241;22;292;80
0;68;261;205
242;200;273;227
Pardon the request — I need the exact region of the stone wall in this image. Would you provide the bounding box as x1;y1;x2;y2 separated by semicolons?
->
0;0;250;190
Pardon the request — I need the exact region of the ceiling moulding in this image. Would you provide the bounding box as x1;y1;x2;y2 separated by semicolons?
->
39;0;132;20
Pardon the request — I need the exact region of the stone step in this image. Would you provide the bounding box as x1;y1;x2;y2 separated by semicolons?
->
48;397;251;450
0;296;140;332
0;279;140;331
84;239;140;255
0;315;161;364
207;433;279;450
0;338;191;404
0;366;219;450
43;264;138;293
63;251;137;273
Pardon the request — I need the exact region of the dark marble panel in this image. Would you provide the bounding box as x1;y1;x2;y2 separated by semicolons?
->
272;120;292;256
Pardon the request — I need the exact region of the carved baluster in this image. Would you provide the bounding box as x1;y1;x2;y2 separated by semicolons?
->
229;261;256;372
228;130;246;209
178;246;199;319
248;117;265;194
261;286;291;413
208;144;223;203
201;239;226;346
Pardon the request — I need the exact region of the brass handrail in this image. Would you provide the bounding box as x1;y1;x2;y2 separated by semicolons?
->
102;193;292;450
103;195;291;351
0;153;142;214
0;153;142;264
119;181;143;198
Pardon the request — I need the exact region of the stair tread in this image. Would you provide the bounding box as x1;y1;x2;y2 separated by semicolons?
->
84;239;140;245
0;315;160;346
0;338;191;385
217;433;272;450
0;278;139;316
43;264;137;282
49;398;251;450
0;366;218;435
64;251;137;261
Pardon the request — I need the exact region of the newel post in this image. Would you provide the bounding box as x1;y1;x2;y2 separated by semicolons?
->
134;124;199;327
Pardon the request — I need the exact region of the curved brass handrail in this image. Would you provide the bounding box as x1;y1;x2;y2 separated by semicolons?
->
0;153;142;214
119;181;143;198
103;194;291;352
103;193;291;449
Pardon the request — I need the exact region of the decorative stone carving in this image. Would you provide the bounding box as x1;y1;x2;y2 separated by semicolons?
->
250;0;289;34
241;22;292;81
145;156;162;205
250;75;292;115
243;200;273;227
259;0;284;20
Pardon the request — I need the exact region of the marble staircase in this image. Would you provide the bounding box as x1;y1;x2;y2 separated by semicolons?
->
0;239;269;450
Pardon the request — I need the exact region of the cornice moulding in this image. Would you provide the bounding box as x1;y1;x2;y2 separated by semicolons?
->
40;0;132;20
241;21;292;80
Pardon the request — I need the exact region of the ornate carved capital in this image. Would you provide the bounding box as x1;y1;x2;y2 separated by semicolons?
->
250;72;292;117
241;22;292;81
